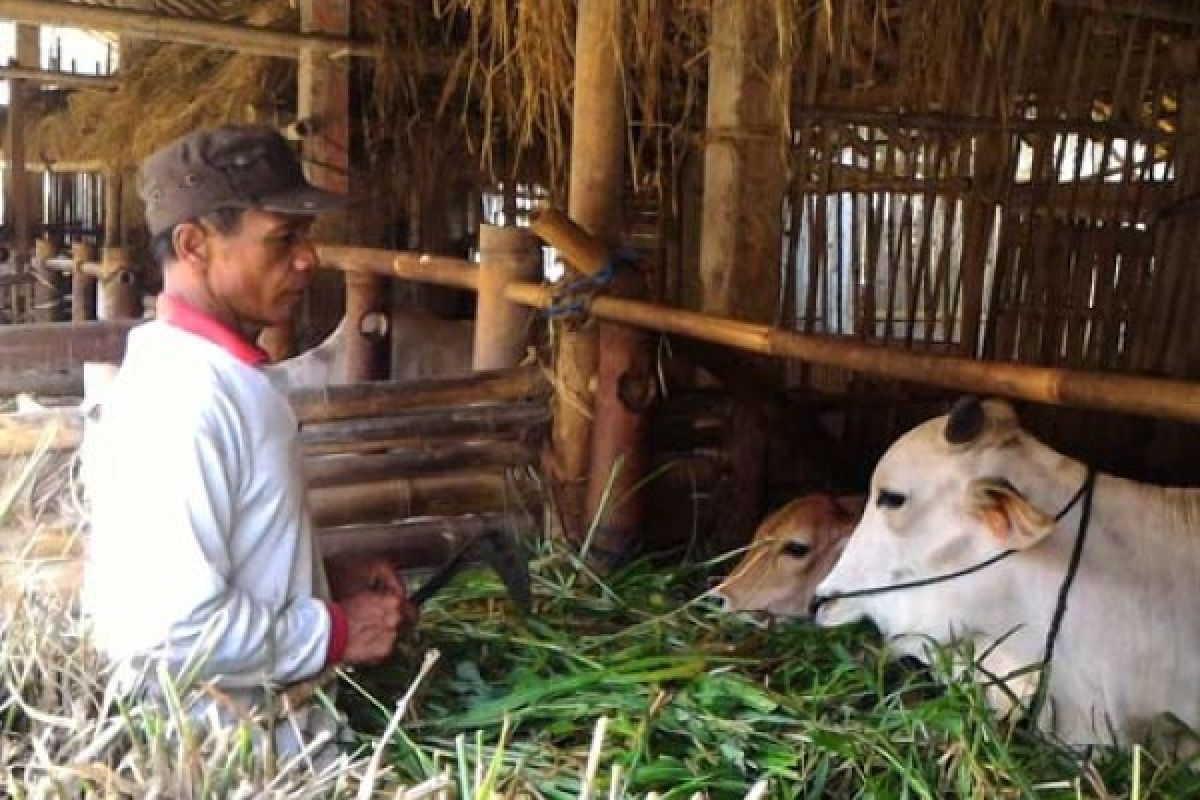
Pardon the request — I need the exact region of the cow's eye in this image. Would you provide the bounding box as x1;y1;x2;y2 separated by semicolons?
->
781;540;811;558
877;489;907;509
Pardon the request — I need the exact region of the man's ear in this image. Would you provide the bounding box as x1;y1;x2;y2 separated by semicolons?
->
968;478;1055;548
172;222;209;268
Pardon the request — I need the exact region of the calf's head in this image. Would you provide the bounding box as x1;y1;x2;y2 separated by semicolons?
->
714;493;865;617
813;397;1080;644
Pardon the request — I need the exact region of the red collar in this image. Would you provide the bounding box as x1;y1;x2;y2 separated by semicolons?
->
160;294;270;367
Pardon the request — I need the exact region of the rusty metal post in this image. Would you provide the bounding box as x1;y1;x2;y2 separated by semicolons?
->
97;247;138;320
343;271;387;381
71;242;97;322
474;224;540;372
31;238;59;322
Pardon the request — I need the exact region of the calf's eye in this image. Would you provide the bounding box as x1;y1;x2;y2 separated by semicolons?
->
781;540;811;558
877;488;907;509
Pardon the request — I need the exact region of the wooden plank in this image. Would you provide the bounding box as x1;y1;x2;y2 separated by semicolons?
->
0;65;118;90
0;0;376;58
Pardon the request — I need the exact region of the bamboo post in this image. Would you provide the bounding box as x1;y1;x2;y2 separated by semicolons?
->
6;25;38;323
474;225;540;371
343;271;386;381
71;242;97;322
548;0;628;548
31;238;59;323
96;247;137;320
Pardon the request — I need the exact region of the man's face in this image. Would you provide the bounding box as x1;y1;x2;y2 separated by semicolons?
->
203;209;317;327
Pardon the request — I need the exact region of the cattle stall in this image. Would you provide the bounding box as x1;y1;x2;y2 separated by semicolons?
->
1;0;1200;797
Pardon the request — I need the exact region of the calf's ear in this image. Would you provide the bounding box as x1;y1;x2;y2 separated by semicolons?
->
968;478;1055;548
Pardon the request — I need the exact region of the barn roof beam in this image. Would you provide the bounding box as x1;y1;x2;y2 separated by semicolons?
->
0;65;119;90
0;0;377;59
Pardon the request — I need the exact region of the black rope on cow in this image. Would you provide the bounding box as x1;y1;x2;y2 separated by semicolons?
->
1025;465;1097;729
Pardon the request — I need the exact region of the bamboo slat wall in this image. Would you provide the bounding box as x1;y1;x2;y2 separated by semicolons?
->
778;3;1200;482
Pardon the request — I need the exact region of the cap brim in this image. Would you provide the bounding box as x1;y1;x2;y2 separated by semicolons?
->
258;183;353;216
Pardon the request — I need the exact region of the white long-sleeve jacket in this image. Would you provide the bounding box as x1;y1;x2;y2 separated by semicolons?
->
83;311;342;694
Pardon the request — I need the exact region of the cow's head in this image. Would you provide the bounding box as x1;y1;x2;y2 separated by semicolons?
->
713;493;865;617
812;397;1078;649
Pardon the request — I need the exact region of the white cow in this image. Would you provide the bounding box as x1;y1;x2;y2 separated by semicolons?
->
265;311;473;390
813;397;1200;751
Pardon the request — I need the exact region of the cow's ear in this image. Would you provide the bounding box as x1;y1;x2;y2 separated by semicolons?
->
968;478;1055;548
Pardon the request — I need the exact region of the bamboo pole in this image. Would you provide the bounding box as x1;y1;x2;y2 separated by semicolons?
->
6;25;37;323
305;440;537;488
31;238;59;323
0;319;134;374
316;245;479;290
0;0;376;58
342;271;386;381
550;0;627;547
474;225;541;372
96;248;137;320
308;468;536;528
288;363;547;424
0;65;119;90
500;283;1200;426
70;242;96;322
528;209;608;276
317;513;530;563
299;401;549;453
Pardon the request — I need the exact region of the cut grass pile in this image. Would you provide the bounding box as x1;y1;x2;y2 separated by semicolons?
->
344;537;1200;799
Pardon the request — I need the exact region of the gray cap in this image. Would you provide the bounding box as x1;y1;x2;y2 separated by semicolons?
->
138;124;348;236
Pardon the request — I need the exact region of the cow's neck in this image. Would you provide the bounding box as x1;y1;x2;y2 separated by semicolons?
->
999;442;1200;739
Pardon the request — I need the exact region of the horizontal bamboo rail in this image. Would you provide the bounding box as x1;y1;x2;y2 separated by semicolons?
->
305;440;538;488
308;467;538;528
289;364;546;424
0;0;377;58
300;402;548;453
367;245;1200;426
316;246;480;290
0;66;119;90
317;513;531;563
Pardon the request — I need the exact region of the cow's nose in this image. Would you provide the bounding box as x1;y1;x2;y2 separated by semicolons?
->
707;590;731;611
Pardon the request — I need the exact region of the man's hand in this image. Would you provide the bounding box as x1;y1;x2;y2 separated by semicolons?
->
340;591;416;665
326;555;406;601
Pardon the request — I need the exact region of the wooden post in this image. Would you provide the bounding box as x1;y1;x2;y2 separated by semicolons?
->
343;271;387;381
71;242;97;322
474;225;540;371
697;0;788;552
97;247;137;320
31;238;59;323
552;0;632;550
700;2;786;325
267;0;352;363
7;24;39;322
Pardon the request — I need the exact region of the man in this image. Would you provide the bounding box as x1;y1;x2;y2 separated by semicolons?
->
82;124;415;753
